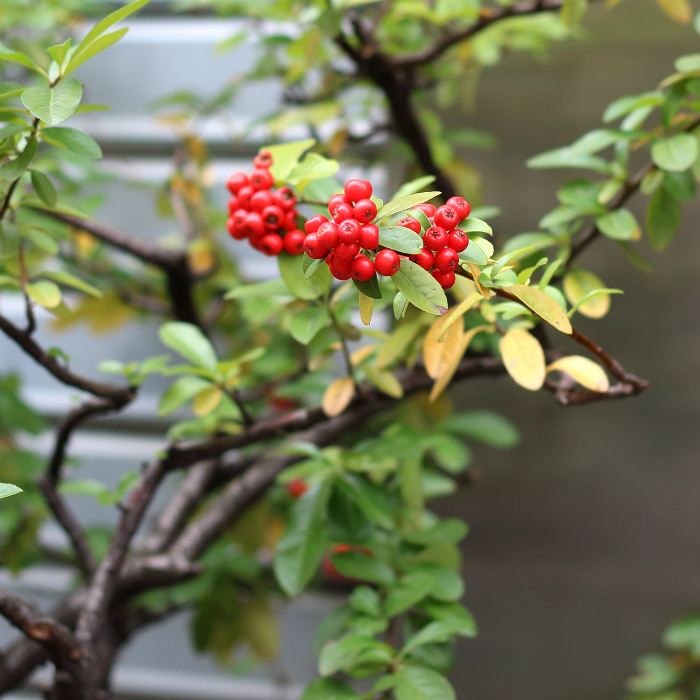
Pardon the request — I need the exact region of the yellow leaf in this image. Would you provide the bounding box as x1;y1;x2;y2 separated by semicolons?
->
438;292;481;341
656;0;692;22
547;355;610;392
364;365;404;398
429;324;492;402
466;262;491;299
376;320;422;369
322;376;355;416
499;328;546;391
193;385;223;416
26;280;61;309
359;292;373;326
423;308;464;380
350;343;376;365
563;269;610;319
508;284;572;335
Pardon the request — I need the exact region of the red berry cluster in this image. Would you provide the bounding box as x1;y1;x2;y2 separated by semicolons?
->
399;196;471;290
303;179;398;282
225;150;305;257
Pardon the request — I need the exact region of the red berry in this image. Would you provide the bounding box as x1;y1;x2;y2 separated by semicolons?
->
350;254;375;281
353;199;377;224
231;208;248;232
434;247;459;272
432;269;455;289
358;223;379;250
338;218;361;243
447;229;469;253
283;230;305;255
242;211;265;237
228;197;239;215
304;234;327;259
446;196;471;220
317;221;340;250
434;205;460;231
249;234;263;250
237;186;254;208
260;234;283;256
328;252;352;274
262;204;284;230
334;241;360;262
330;266;351;280
304;214;328;234
286;478;307;499
397;216;422;234
423;225;448;251
332;202;354;223
226;172;249;195
409;246;435;270
226;217;246;240
283;210;298;231
250;189;273;212
328;193;350;217
250;168;273;191
253;149;273;169
374;249;401;276
344;178;373;202
273;186;296;211
413;203;436;217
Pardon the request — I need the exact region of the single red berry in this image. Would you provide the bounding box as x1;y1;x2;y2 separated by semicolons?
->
446;196;471;220
304;234;327;259
228;197;239;215
250;168;273;191
330;266;351;281
242;211;265;238
317;221;340;250
432;268;455;289
328;193;350;217
253;149;273;169
332;202;354;223
231;208;248;232
397;216;422;234
344;178;373;202
447;229;469;253
358;223;379;250
334;241;360;262
237;186;254;208
283;210;298;231
423;225;448;251
413;203;436;217
260;234;283;256
409;246;435;270
262;204;284;230
434;205;460;231
304;214;328;234
350;254;375;281
226;172;249;195
249;234;263;250
353;199;377;224
226;217;246;240
283;230;306;255
286;478;307;499
434;247;459;272
338;218;361;243
273;186;296;211
250;189;273;212
374;249;401;276
327;252;352;275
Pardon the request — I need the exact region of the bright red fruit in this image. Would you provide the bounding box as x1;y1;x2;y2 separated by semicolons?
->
446;196;471;220
262;205;284;230
353;199;377;224
332;202;354;223
237;186;254;208
304;214;328;234
283;230;305;255
413;203;436;218
447;229;469;253
328;193;350;217
286;478;307;499
350;255;375;281
273;186;296;211
283;210;298;231
317;221;340;250
226;172;249;194
304;235;327;259
338;218;361;243
260;234;283;256
250;189;273;212
374;249;401;276
423;225;448;251
250;168;273;191
335;241;360;262
253;149;273;169
434;205;460;231
434;247;459;272
409;246;435;270
358;223;379;250
397;216;422;234
432;268;455;289
242;212;265;237
228;197;238;215
344;179;373;202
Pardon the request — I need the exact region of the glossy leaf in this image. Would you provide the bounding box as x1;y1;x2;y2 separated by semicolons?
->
21;78;82;126
378;226;423;254
499;328;546;391
646;186;681;251
395;666;456;700
290;306;329;345
596;208;640;241
42;126;102;159
393;259;448;315
507;284;572;334
359;292;373;325
375;191;440;222
651;134;698;172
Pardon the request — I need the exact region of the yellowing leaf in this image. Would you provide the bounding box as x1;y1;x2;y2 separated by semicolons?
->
438;292;481;341
656;0;692;23
508;284;572;335
499;328;546;391
547;356;610;392
364;365;404;398
563;269;611;319
423;308;464;380
466;262;491;299
322;376;355;417
377;321;422;369
193;385;223;416
27;280;61;308
350;343;376;365
359;292;373;326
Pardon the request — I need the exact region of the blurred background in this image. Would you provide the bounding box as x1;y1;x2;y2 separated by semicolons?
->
0;1;698;699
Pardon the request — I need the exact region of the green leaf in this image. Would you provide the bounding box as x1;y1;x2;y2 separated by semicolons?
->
278;252;332;300
335;474;394;530
459;217;492;236
663;616;700;657
303;253;325;279
265;138;316;181
0;123;28;139
287;153;339;188
300;679;360;700
507;284;572;334
274;482;331;596
289;306;329;344
0;483;22;499
603;91;663;123
0;136;38;180
651;134;698;172
394;665;456;700
595;208;640;241
21;78;82;126
527;148;613;173
561;0;588;26
402;618;477;655
379;226;423;254
319;634;393;677
65;28;129;75
330;550;395;586
27;280;61;308
225;278;290;299
646;186;681;251
394;291;408;319
391;175;436;200
353;274;382;300
42;127;102;159
662;169;696;201
38;270;102;297
159;322;218;370
458;241;488;266
30;170;57;206
385;573;434;617
393;259;448;316
0;43;47;76
441;410;520;448
403;519;469;546
674;53;700;72
375;191;441;222
22;225;58;254
407;563;464;601
157;376;211;416
59;478;109;501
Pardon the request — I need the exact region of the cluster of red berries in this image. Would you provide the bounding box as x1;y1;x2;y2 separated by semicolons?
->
302;178;386;281
225;150;306;257
398;197;471;290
